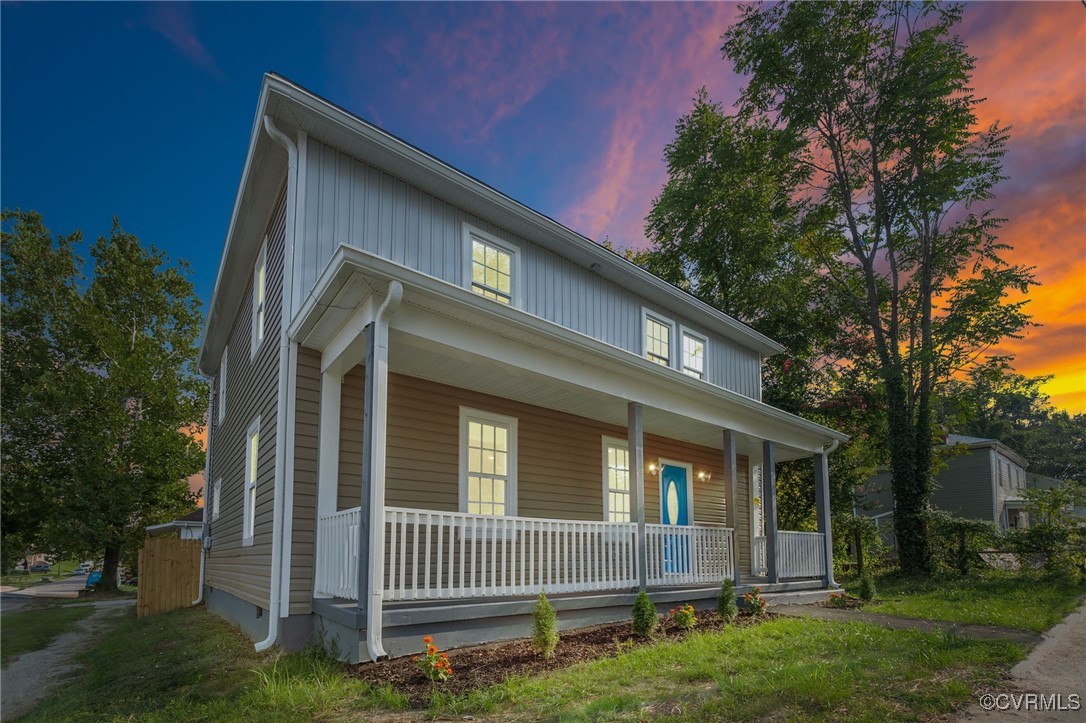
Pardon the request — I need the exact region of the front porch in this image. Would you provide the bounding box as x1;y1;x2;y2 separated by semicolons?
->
316;507;829;605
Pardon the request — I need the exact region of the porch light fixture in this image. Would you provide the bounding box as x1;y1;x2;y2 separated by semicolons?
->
647;461;659;477
697;470;711;482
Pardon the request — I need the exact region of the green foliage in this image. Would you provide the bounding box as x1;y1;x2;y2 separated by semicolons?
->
857;574;877;603
1004;484;1086;579
532;591;559;658
717;579;739;623
833;513;890;577
927;510;997;576
631;591;658;638
743;587;767;616
1;210;207;589
717;1;1036;576
668;603;698;631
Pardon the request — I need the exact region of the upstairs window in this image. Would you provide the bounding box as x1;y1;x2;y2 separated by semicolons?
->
251;240;267;358
603;437;631;522
644;312;673;367
460;408;517;516
681;331;706;379
464;225;517;305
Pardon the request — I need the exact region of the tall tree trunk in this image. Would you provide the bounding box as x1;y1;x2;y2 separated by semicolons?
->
99;543;122;592
885;367;929;575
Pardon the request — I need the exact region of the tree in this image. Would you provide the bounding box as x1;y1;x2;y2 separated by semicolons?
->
722;2;1036;574
1;211;206;589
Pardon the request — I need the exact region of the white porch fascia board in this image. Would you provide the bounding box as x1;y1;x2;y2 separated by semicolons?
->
289;245;848;456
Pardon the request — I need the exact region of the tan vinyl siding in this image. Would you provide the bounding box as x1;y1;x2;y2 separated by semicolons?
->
289;345;321;613
734;456;751;573
335;369;738;526
206;190;286;610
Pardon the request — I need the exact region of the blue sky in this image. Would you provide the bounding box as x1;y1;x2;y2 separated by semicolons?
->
3;2;1083;410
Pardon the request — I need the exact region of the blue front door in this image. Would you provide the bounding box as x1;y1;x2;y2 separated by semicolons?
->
661;465;690;573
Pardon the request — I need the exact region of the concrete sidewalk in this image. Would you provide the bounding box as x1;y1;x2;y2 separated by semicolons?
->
960;603;1086;722
2;576;88;599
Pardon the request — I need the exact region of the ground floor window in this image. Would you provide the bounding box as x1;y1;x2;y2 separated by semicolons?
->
602;437;631;522
459;407;518;516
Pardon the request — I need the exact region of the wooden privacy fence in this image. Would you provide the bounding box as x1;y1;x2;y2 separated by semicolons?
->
137;537;200;618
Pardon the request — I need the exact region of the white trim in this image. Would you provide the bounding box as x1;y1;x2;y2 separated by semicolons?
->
243;416;261;546
641;307;676;369
461;223;521;308
601;436;631;522
658;458;694;525
218;346;228;424
458;406;519;516
679;327;708;380
211;477;222;521
251;238;268;359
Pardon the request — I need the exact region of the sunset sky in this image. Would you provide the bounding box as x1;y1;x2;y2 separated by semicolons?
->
3;2;1083;414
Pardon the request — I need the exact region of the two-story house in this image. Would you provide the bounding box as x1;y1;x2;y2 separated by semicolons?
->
858;434;1031;538
196;74;847;663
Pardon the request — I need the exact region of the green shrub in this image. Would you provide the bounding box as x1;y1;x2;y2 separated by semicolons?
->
532;591;559;658
717;579;739;623
631;591;658;637
669;603;698;630
927;509;996;576
857;574;876;603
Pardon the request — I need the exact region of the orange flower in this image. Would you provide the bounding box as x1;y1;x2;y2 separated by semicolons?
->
427;645;438;655
440;652;449;659
423;635;433;645
412;656;419;662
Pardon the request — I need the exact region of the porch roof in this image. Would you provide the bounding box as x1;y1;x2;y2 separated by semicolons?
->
290;245;848;462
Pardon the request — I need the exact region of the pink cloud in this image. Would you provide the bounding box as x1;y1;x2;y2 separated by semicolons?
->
147;2;224;81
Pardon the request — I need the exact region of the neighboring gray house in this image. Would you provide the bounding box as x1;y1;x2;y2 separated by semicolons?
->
858;434;1030;533
196;74;847;663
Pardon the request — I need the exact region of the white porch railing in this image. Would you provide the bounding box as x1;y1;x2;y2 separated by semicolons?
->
646;524;733;587
777;531;826;579
314;507;361;599
383;507;638;601
753;536;768;576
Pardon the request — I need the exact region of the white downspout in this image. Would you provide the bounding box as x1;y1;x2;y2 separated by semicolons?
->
367;281;403;662
821;437;841;587
193;381;214;605
256;115;299;652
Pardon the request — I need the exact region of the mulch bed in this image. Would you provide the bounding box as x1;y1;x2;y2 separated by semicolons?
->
349;610;770;706
816;595;865;610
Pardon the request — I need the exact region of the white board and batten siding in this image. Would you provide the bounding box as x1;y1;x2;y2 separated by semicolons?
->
297;139;763;400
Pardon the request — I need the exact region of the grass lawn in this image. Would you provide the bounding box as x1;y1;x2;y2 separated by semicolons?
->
1;605;96;667
847;570;1086;633
1;560;82;588
23;606;1025;722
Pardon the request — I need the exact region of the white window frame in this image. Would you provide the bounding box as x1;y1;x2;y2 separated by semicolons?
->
211;477;222;521
218;346;228;424
641;308;676;368
251;239;267;359
462;223;520;307
601;436;632;522
679;327;708;380
458;406;518;516
243;416;260;546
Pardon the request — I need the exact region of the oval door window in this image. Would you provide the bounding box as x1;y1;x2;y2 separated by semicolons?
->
666;480;679;525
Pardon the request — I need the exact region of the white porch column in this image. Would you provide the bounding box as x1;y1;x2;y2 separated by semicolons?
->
762;440;779;583
722;430;742;585
314;370;342;599
814;451;837;587
628;402;647;591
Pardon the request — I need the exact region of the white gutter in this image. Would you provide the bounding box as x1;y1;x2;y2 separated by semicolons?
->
256;115;299;653
366;281;403;662
193;381;214;605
